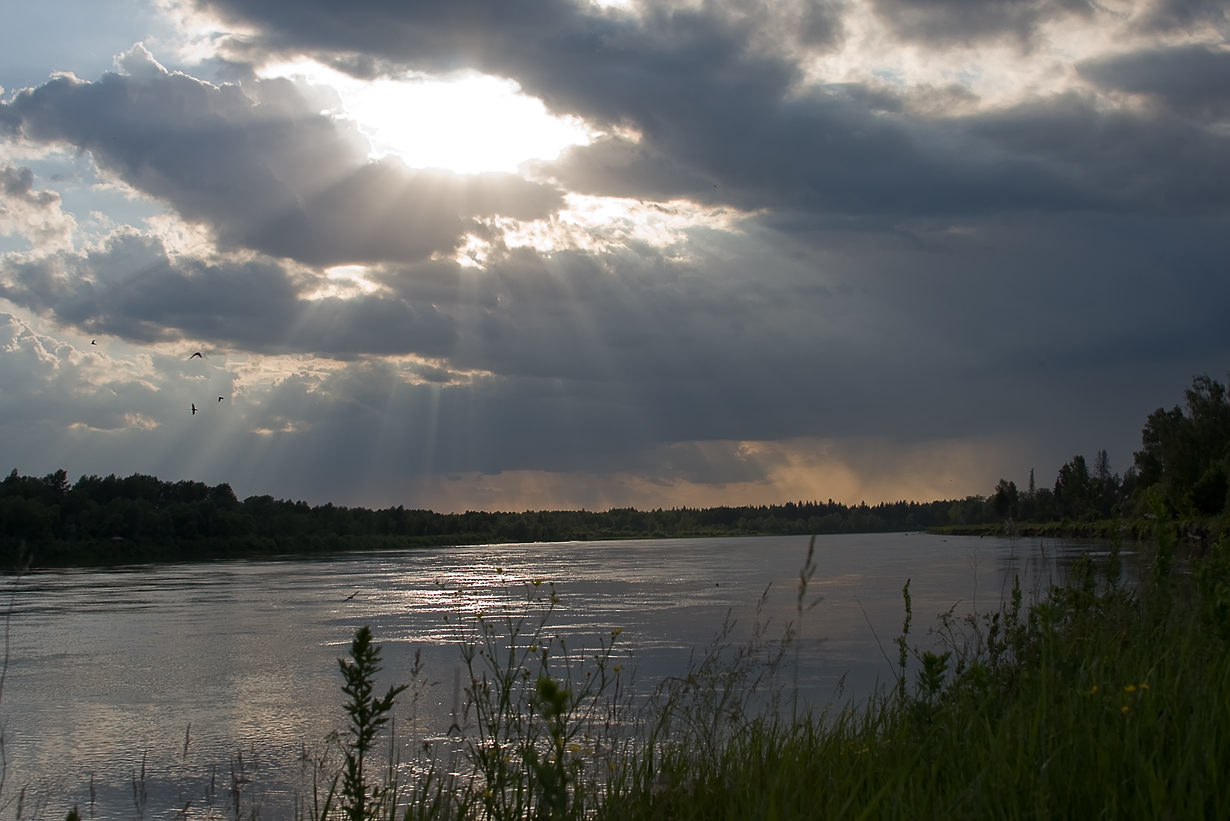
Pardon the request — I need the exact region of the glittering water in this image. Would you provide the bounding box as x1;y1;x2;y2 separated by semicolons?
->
0;533;1122;818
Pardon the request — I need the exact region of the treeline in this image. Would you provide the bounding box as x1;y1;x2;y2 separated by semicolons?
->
3;374;1227;568
0;469;968;567
978;374;1230;533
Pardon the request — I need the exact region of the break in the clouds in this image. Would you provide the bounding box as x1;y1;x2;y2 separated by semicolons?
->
1;46;562;266
0;0;1227;510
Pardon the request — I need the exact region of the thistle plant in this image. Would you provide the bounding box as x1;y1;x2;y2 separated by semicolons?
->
336;626;407;821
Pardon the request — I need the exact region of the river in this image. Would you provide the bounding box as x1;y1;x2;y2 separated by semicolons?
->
0;532;1124;818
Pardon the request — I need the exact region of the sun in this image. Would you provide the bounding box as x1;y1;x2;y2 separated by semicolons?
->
259;60;593;174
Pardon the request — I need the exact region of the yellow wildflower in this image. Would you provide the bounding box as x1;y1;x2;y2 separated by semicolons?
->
1121;705;1130;714
1124;684;1137;693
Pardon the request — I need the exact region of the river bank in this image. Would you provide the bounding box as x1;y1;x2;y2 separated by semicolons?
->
929;514;1227;548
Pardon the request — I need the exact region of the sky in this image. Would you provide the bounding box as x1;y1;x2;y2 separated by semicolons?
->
0;0;1227;513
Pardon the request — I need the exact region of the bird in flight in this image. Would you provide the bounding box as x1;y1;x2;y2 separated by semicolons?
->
91;339;97;345
218;396;224;402
189;352;203;359
344;590;359;601
191;403;197;415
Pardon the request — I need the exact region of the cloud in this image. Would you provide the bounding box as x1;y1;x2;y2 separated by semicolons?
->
2;0;1228;512
5;200;1228;454
1078;44;1230;121
867;0;1095;48
351;432;1010;513
965;92;1230;213
0;311;161;433
0;47;565;266
1131;0;1228;33
0;164;77;249
174;0;1229;227
0;231;460;356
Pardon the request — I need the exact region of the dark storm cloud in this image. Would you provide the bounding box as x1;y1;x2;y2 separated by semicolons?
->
530;136;711;201
1078;45;1230;120
4;211;1227;494
388;208;1229;457
11;198;1224;440
965;92;1230;212
0;50;563;266
3;0;1228;503
868;0;1094;47
187;0;1229;224
1132;0;1228;33
546;96;1091;219
539;54;1229;219
233;357;801;482
196;0;845;81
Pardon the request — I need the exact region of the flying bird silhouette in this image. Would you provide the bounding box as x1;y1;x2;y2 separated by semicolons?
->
191;403;197;415
218;396;224;402
189;352;203;359
344;590;359;601
90;339;97;345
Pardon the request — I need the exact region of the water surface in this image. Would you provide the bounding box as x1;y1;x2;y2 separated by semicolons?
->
0;533;1119;818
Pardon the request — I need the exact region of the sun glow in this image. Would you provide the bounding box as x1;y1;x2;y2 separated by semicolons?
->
303;264;385;300
259;60;593;174
495;194;746;255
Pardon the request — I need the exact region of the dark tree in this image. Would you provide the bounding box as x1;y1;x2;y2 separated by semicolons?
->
1135;374;1230;516
1054;455;1092;519
991;479;1019;520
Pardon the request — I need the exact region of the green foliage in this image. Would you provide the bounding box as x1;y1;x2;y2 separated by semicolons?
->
446;577;629;821
0;471;983;568
971;373;1230;533
1054;454;1093;519
1135;373;1230;517
335;626;407;821
991;478;1019;520
896;579;912;701
603;537;1230;820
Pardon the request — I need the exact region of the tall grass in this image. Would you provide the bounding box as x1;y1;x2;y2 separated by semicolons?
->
390;529;1229;820
597;529;1230;820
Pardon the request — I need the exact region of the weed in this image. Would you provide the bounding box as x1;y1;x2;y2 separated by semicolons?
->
335;626;408;821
